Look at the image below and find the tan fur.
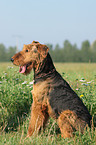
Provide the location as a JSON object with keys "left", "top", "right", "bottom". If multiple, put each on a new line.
{"left": 12, "top": 41, "right": 48, "bottom": 75}
{"left": 28, "top": 101, "right": 49, "bottom": 136}
{"left": 12, "top": 41, "right": 88, "bottom": 138}
{"left": 58, "top": 110, "right": 86, "bottom": 138}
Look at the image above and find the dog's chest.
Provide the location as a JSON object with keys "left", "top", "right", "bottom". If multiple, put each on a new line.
{"left": 32, "top": 79, "right": 51, "bottom": 104}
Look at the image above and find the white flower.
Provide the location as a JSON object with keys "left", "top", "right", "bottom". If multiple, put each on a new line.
{"left": 79, "top": 80, "right": 86, "bottom": 82}
{"left": 22, "top": 81, "right": 27, "bottom": 84}
{"left": 8, "top": 66, "right": 13, "bottom": 69}
{"left": 87, "top": 81, "right": 92, "bottom": 84}
{"left": 29, "top": 80, "right": 34, "bottom": 85}
{"left": 81, "top": 83, "right": 89, "bottom": 86}
{"left": 87, "top": 80, "right": 94, "bottom": 84}
{"left": 0, "top": 81, "right": 2, "bottom": 84}
{"left": 29, "top": 86, "right": 33, "bottom": 88}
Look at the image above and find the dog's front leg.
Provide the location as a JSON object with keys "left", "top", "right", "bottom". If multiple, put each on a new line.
{"left": 28, "top": 101, "right": 49, "bottom": 136}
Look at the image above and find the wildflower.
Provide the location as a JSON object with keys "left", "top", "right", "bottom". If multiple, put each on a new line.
{"left": 79, "top": 80, "right": 86, "bottom": 82}
{"left": 29, "top": 86, "right": 33, "bottom": 88}
{"left": 0, "top": 81, "right": 2, "bottom": 84}
{"left": 87, "top": 80, "right": 94, "bottom": 84}
{"left": 80, "top": 94, "right": 84, "bottom": 98}
{"left": 22, "top": 81, "right": 27, "bottom": 84}
{"left": 29, "top": 80, "right": 34, "bottom": 85}
{"left": 16, "top": 78, "right": 19, "bottom": 81}
{"left": 76, "top": 88, "right": 79, "bottom": 91}
{"left": 81, "top": 83, "right": 89, "bottom": 86}
{"left": 8, "top": 66, "right": 13, "bottom": 69}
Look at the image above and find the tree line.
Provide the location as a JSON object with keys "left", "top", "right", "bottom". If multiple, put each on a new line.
{"left": 47, "top": 40, "right": 96, "bottom": 62}
{"left": 0, "top": 40, "right": 96, "bottom": 62}
{"left": 0, "top": 44, "right": 16, "bottom": 62}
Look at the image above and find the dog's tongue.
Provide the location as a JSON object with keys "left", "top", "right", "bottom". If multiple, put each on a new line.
{"left": 19, "top": 65, "right": 26, "bottom": 73}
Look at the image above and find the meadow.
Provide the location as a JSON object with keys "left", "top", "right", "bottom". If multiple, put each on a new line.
{"left": 0, "top": 62, "right": 96, "bottom": 145}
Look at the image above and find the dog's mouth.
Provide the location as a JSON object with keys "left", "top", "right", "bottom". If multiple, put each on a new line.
{"left": 19, "top": 62, "right": 32, "bottom": 74}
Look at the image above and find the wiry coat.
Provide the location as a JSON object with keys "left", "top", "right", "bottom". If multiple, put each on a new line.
{"left": 11, "top": 41, "right": 92, "bottom": 138}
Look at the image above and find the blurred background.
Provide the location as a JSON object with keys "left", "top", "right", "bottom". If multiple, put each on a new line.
{"left": 0, "top": 0, "right": 96, "bottom": 62}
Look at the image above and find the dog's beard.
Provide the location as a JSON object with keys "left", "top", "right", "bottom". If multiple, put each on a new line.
{"left": 19, "top": 62, "right": 33, "bottom": 75}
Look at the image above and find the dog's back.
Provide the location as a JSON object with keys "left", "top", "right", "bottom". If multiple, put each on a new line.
{"left": 49, "top": 70, "right": 91, "bottom": 126}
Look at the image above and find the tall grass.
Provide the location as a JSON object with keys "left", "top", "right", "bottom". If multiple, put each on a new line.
{"left": 0, "top": 63, "right": 96, "bottom": 144}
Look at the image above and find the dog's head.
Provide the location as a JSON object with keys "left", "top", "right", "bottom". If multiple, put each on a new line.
{"left": 11, "top": 41, "right": 49, "bottom": 75}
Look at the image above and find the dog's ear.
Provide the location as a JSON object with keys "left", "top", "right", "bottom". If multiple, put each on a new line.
{"left": 37, "top": 44, "right": 49, "bottom": 58}
{"left": 32, "top": 41, "right": 39, "bottom": 44}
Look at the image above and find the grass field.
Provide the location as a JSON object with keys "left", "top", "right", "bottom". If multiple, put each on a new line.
{"left": 0, "top": 62, "right": 96, "bottom": 145}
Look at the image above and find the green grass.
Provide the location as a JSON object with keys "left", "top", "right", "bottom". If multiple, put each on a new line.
{"left": 0, "top": 62, "right": 96, "bottom": 145}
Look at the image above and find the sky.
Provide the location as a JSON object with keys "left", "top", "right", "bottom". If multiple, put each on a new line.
{"left": 0, "top": 0, "right": 96, "bottom": 50}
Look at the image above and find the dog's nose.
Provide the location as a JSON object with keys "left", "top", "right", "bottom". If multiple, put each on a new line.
{"left": 11, "top": 58, "right": 14, "bottom": 62}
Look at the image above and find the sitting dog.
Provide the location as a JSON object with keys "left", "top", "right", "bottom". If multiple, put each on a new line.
{"left": 11, "top": 41, "right": 92, "bottom": 138}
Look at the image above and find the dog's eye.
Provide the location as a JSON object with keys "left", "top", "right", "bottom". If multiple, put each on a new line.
{"left": 26, "top": 50, "right": 29, "bottom": 52}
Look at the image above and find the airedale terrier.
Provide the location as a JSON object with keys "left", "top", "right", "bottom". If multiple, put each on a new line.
{"left": 11, "top": 41, "right": 92, "bottom": 138}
